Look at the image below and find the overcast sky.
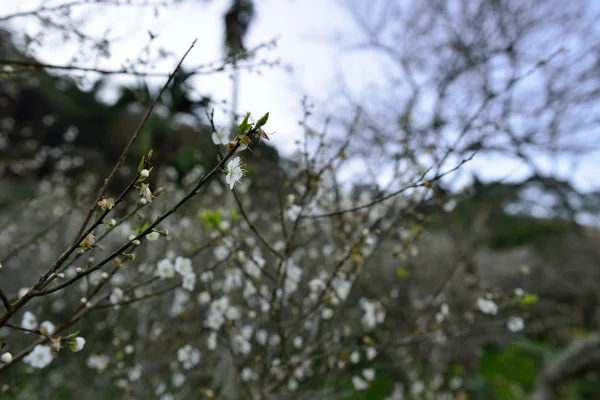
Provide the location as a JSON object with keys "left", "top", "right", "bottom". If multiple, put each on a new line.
{"left": 3, "top": 0, "right": 600, "bottom": 206}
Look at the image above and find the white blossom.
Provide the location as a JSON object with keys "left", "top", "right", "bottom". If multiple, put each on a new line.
{"left": 172, "top": 372, "right": 185, "bottom": 388}
{"left": 362, "top": 368, "right": 376, "bottom": 381}
{"left": 174, "top": 257, "right": 193, "bottom": 276}
{"left": 507, "top": 316, "right": 525, "bottom": 332}
{"left": 182, "top": 272, "right": 197, "bottom": 291}
{"left": 156, "top": 259, "right": 175, "bottom": 279}
{"left": 366, "top": 346, "right": 378, "bottom": 360}
{"left": 214, "top": 246, "right": 230, "bottom": 262}
{"left": 211, "top": 130, "right": 229, "bottom": 146}
{"left": 207, "top": 332, "right": 217, "bottom": 350}
{"left": 39, "top": 321, "right": 56, "bottom": 336}
{"left": 233, "top": 334, "right": 252, "bottom": 355}
{"left": 86, "top": 354, "right": 110, "bottom": 372}
{"left": 23, "top": 345, "right": 53, "bottom": 369}
{"left": 22, "top": 311, "right": 38, "bottom": 331}
{"left": 69, "top": 336, "right": 85, "bottom": 353}
{"left": 146, "top": 231, "right": 160, "bottom": 241}
{"left": 360, "top": 298, "right": 386, "bottom": 329}
{"left": 476, "top": 297, "right": 498, "bottom": 315}
{"left": 443, "top": 198, "right": 457, "bottom": 212}
{"left": 321, "top": 308, "right": 334, "bottom": 320}
{"left": 241, "top": 367, "right": 255, "bottom": 381}
{"left": 256, "top": 329, "right": 268, "bottom": 346}
{"left": 287, "top": 204, "right": 302, "bottom": 221}
{"left": 287, "top": 379, "right": 298, "bottom": 392}
{"left": 110, "top": 288, "right": 124, "bottom": 306}
{"left": 177, "top": 345, "right": 201, "bottom": 370}
{"left": 293, "top": 336, "right": 303, "bottom": 349}
{"left": 1, "top": 352, "right": 12, "bottom": 363}
{"left": 352, "top": 375, "right": 369, "bottom": 390}
{"left": 197, "top": 291, "right": 211, "bottom": 305}
{"left": 129, "top": 364, "right": 142, "bottom": 381}
{"left": 225, "top": 156, "right": 245, "bottom": 189}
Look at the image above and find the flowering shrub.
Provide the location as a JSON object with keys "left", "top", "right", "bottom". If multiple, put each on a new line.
{"left": 0, "top": 92, "right": 539, "bottom": 398}
{"left": 0, "top": 5, "right": 592, "bottom": 399}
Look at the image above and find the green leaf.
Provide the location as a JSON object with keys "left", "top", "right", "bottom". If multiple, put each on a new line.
{"left": 64, "top": 331, "right": 81, "bottom": 340}
{"left": 199, "top": 210, "right": 223, "bottom": 229}
{"left": 519, "top": 294, "right": 538, "bottom": 306}
{"left": 137, "top": 155, "right": 146, "bottom": 173}
{"left": 240, "top": 112, "right": 250, "bottom": 126}
{"left": 238, "top": 112, "right": 253, "bottom": 134}
{"left": 255, "top": 112, "right": 269, "bottom": 128}
{"left": 396, "top": 267, "right": 411, "bottom": 278}
{"left": 135, "top": 222, "right": 150, "bottom": 234}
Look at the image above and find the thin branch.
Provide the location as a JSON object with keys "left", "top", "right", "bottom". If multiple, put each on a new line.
{"left": 302, "top": 154, "right": 474, "bottom": 219}
{"left": 0, "top": 288, "right": 10, "bottom": 313}
{"left": 0, "top": 0, "right": 165, "bottom": 22}
{"left": 72, "top": 39, "right": 196, "bottom": 242}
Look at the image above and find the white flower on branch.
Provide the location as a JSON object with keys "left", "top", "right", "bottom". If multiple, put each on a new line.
{"left": 352, "top": 375, "right": 369, "bottom": 391}
{"left": 39, "top": 321, "right": 56, "bottom": 336}
{"left": 197, "top": 291, "right": 211, "bottom": 305}
{"left": 211, "top": 130, "right": 229, "bottom": 146}
{"left": 23, "top": 345, "right": 53, "bottom": 369}
{"left": 476, "top": 297, "right": 498, "bottom": 315}
{"left": 182, "top": 272, "right": 197, "bottom": 291}
{"left": 146, "top": 231, "right": 160, "bottom": 241}
{"left": 172, "top": 372, "right": 185, "bottom": 388}
{"left": 174, "top": 256, "right": 193, "bottom": 276}
{"left": 207, "top": 332, "right": 217, "bottom": 350}
{"left": 110, "top": 288, "right": 124, "bottom": 306}
{"left": 156, "top": 259, "right": 175, "bottom": 279}
{"left": 362, "top": 368, "right": 376, "bottom": 381}
{"left": 287, "top": 204, "right": 302, "bottom": 221}
{"left": 507, "top": 316, "right": 525, "bottom": 332}
{"left": 366, "top": 347, "right": 378, "bottom": 361}
{"left": 256, "top": 330, "right": 268, "bottom": 346}
{"left": 1, "top": 352, "right": 12, "bottom": 363}
{"left": 22, "top": 311, "right": 38, "bottom": 331}
{"left": 177, "top": 344, "right": 201, "bottom": 370}
{"left": 360, "top": 298, "right": 386, "bottom": 329}
{"left": 69, "top": 337, "right": 86, "bottom": 352}
{"left": 225, "top": 156, "right": 246, "bottom": 190}
{"left": 139, "top": 183, "right": 154, "bottom": 203}
{"left": 86, "top": 354, "right": 110, "bottom": 372}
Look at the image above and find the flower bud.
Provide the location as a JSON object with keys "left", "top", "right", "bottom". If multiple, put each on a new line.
{"left": 146, "top": 232, "right": 160, "bottom": 241}
{"left": 255, "top": 111, "right": 269, "bottom": 128}
{"left": 140, "top": 169, "right": 149, "bottom": 178}
{"left": 69, "top": 337, "right": 85, "bottom": 352}
{"left": 1, "top": 352, "right": 12, "bottom": 363}
{"left": 107, "top": 219, "right": 116, "bottom": 227}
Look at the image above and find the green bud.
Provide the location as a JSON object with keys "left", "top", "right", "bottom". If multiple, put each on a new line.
{"left": 255, "top": 112, "right": 270, "bottom": 129}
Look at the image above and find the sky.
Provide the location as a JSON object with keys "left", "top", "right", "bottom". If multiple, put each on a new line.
{"left": 2, "top": 0, "right": 599, "bottom": 207}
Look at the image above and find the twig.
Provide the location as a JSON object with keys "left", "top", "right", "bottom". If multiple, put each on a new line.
{"left": 72, "top": 39, "right": 196, "bottom": 242}
{"left": 302, "top": 154, "right": 473, "bottom": 219}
